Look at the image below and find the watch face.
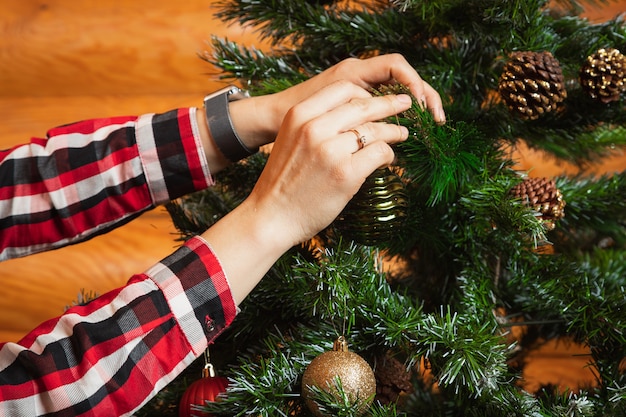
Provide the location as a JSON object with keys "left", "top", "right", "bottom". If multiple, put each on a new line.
{"left": 204, "top": 86, "right": 250, "bottom": 104}
{"left": 227, "top": 88, "right": 250, "bottom": 101}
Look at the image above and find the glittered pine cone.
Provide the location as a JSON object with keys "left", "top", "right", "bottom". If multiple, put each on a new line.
{"left": 374, "top": 351, "right": 413, "bottom": 406}
{"left": 579, "top": 48, "right": 626, "bottom": 103}
{"left": 498, "top": 51, "right": 567, "bottom": 120}
{"left": 509, "top": 177, "right": 566, "bottom": 230}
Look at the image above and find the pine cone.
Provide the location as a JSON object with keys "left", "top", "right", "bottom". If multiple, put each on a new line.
{"left": 509, "top": 177, "right": 566, "bottom": 230}
{"left": 374, "top": 352, "right": 413, "bottom": 405}
{"left": 579, "top": 48, "right": 626, "bottom": 103}
{"left": 498, "top": 51, "right": 567, "bottom": 120}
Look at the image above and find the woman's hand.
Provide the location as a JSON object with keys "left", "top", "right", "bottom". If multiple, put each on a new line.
{"left": 201, "top": 79, "right": 412, "bottom": 304}
{"left": 250, "top": 80, "right": 411, "bottom": 245}
{"left": 229, "top": 54, "right": 445, "bottom": 151}
{"left": 276, "top": 53, "right": 445, "bottom": 124}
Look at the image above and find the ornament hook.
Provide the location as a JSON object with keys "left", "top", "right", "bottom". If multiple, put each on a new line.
{"left": 202, "top": 362, "right": 216, "bottom": 378}
{"left": 333, "top": 336, "right": 349, "bottom": 352}
{"left": 202, "top": 347, "right": 216, "bottom": 378}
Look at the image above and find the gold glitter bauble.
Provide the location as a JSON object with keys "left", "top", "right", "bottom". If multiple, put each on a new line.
{"left": 301, "top": 337, "right": 376, "bottom": 417}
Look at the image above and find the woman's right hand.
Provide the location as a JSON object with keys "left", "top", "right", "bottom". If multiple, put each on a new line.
{"left": 249, "top": 80, "right": 411, "bottom": 246}
{"left": 201, "top": 79, "right": 412, "bottom": 304}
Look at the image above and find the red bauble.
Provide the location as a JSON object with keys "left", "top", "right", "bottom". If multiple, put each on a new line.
{"left": 179, "top": 365, "right": 229, "bottom": 417}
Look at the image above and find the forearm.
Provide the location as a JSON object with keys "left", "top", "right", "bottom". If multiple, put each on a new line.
{"left": 195, "top": 54, "right": 447, "bottom": 174}
{"left": 0, "top": 109, "right": 212, "bottom": 260}
{"left": 200, "top": 196, "right": 294, "bottom": 305}
{"left": 0, "top": 236, "right": 237, "bottom": 416}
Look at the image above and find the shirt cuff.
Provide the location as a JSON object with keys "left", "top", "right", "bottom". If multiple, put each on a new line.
{"left": 135, "top": 108, "right": 214, "bottom": 206}
{"left": 145, "top": 236, "right": 237, "bottom": 355}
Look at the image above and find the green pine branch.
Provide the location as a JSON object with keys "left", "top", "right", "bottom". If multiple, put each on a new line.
{"left": 204, "top": 36, "right": 310, "bottom": 91}
{"left": 554, "top": 171, "right": 626, "bottom": 251}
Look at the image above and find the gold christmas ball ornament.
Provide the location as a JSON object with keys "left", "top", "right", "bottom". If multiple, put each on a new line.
{"left": 301, "top": 337, "right": 376, "bottom": 417}
{"left": 334, "top": 167, "right": 409, "bottom": 246}
{"left": 579, "top": 47, "right": 626, "bottom": 103}
{"left": 498, "top": 51, "right": 567, "bottom": 120}
{"left": 509, "top": 177, "right": 566, "bottom": 231}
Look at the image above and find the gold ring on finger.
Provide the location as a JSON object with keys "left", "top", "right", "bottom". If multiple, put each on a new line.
{"left": 349, "top": 129, "right": 366, "bottom": 150}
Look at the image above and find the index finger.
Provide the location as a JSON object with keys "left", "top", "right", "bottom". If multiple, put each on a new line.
{"left": 335, "top": 54, "right": 446, "bottom": 123}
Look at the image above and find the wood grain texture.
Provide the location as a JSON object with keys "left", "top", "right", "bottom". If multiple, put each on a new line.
{"left": 0, "top": 0, "right": 263, "bottom": 96}
{"left": 0, "top": 0, "right": 624, "bottom": 395}
{"left": 0, "top": 0, "right": 269, "bottom": 343}
{"left": 0, "top": 0, "right": 259, "bottom": 342}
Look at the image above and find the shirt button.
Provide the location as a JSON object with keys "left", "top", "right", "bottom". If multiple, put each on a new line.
{"left": 205, "top": 315, "right": 215, "bottom": 332}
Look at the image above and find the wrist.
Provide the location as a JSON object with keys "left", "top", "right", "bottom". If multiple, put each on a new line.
{"left": 203, "top": 86, "right": 258, "bottom": 163}
{"left": 229, "top": 93, "right": 282, "bottom": 149}
{"left": 199, "top": 198, "right": 293, "bottom": 305}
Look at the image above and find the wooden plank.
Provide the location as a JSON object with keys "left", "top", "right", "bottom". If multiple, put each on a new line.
{"left": 0, "top": 0, "right": 263, "bottom": 96}
{"left": 0, "top": 0, "right": 262, "bottom": 343}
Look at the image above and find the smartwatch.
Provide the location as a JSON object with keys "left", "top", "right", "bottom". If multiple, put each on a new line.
{"left": 203, "top": 85, "right": 257, "bottom": 163}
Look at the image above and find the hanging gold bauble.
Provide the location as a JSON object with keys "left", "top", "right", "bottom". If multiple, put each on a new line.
{"left": 301, "top": 337, "right": 376, "bottom": 417}
{"left": 334, "top": 167, "right": 409, "bottom": 246}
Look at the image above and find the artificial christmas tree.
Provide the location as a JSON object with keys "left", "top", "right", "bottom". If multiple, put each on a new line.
{"left": 141, "top": 0, "right": 626, "bottom": 415}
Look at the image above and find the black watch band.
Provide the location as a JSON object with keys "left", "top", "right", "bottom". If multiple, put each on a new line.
{"left": 203, "top": 86, "right": 257, "bottom": 163}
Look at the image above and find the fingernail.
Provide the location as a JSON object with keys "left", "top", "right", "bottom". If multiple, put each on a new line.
{"left": 397, "top": 94, "right": 412, "bottom": 106}
{"left": 437, "top": 108, "right": 446, "bottom": 124}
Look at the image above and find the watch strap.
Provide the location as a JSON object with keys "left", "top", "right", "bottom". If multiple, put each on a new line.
{"left": 204, "top": 89, "right": 257, "bottom": 163}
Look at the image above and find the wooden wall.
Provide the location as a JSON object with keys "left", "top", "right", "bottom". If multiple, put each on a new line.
{"left": 0, "top": 0, "right": 624, "bottom": 392}
{"left": 0, "top": 0, "right": 266, "bottom": 344}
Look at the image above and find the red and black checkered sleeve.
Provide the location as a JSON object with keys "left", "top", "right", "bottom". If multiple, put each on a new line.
{"left": 0, "top": 235, "right": 237, "bottom": 417}
{"left": 0, "top": 108, "right": 213, "bottom": 260}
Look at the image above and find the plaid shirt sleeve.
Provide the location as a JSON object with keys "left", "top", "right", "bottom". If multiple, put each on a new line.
{"left": 0, "top": 235, "right": 238, "bottom": 416}
{"left": 0, "top": 109, "right": 239, "bottom": 415}
{"left": 0, "top": 107, "right": 213, "bottom": 260}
